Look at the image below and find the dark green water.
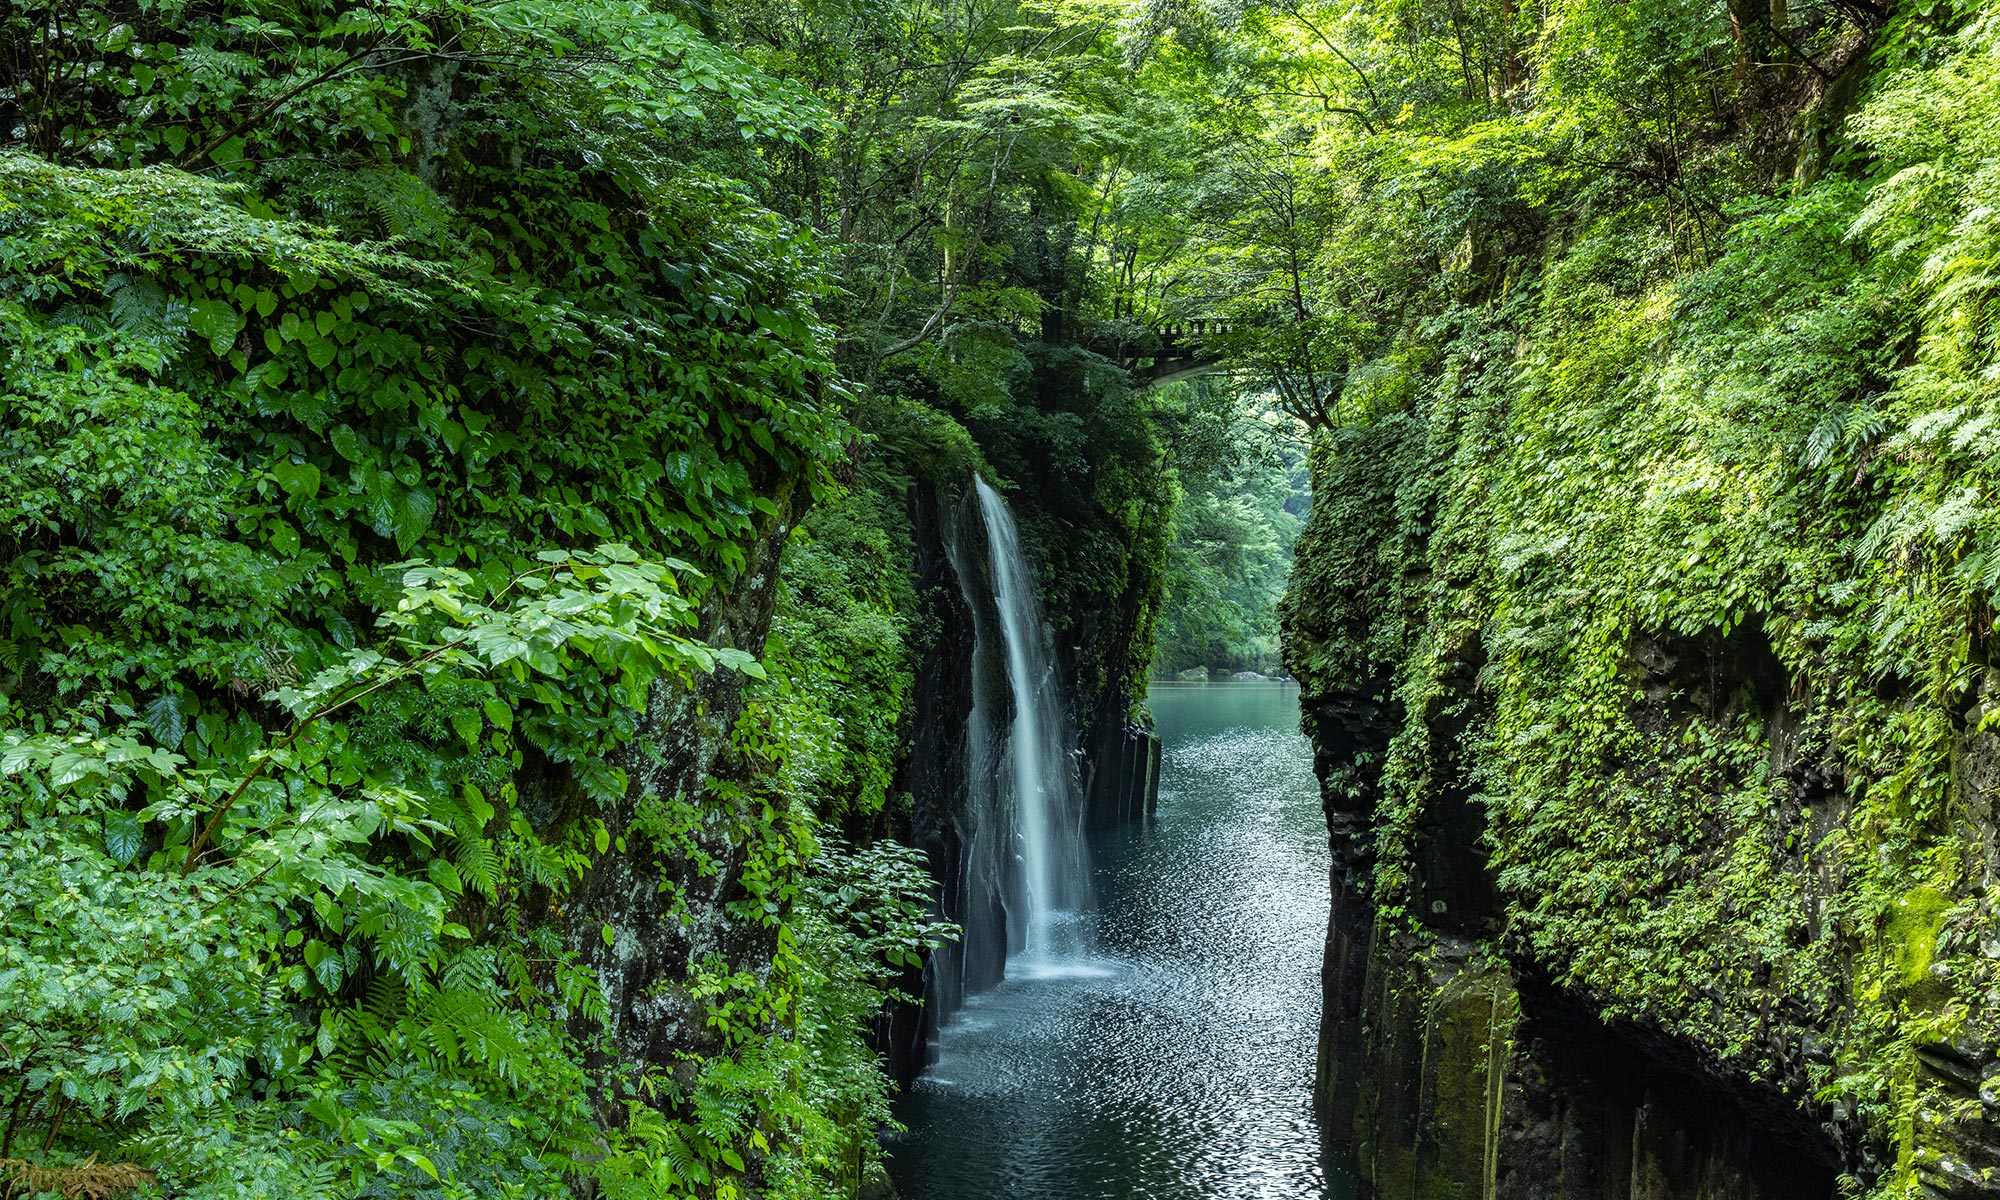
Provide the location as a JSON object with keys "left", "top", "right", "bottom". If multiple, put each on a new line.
{"left": 889, "top": 681, "right": 1353, "bottom": 1199}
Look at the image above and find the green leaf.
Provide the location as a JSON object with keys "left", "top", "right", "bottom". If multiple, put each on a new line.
{"left": 189, "top": 299, "right": 241, "bottom": 354}
{"left": 144, "top": 693, "right": 185, "bottom": 748}
{"left": 104, "top": 812, "right": 145, "bottom": 866}
{"left": 398, "top": 1149, "right": 439, "bottom": 1181}
{"left": 575, "top": 759, "right": 627, "bottom": 805}
{"left": 663, "top": 451, "right": 695, "bottom": 488}
{"left": 329, "top": 425, "right": 368, "bottom": 463}
{"left": 395, "top": 488, "right": 436, "bottom": 552}
{"left": 429, "top": 858, "right": 464, "bottom": 895}
{"left": 481, "top": 698, "right": 514, "bottom": 732}
{"left": 601, "top": 923, "right": 617, "bottom": 947}
{"left": 712, "top": 647, "right": 765, "bottom": 678}
{"left": 272, "top": 460, "right": 321, "bottom": 499}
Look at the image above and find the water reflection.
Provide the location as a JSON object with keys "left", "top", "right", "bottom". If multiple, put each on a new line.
{"left": 890, "top": 682, "right": 1354, "bottom": 1200}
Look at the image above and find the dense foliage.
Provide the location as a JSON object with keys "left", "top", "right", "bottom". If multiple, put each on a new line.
{"left": 1247, "top": 0, "right": 2000, "bottom": 1190}
{"left": 0, "top": 0, "right": 1273, "bottom": 1196}
{"left": 32, "top": 0, "right": 1980, "bottom": 1189}
{"left": 0, "top": 1, "right": 909, "bottom": 1196}
{"left": 1152, "top": 386, "right": 1308, "bottom": 676}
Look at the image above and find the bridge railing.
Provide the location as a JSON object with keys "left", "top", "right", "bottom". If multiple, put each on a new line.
{"left": 1151, "top": 318, "right": 1242, "bottom": 343}
{"left": 1094, "top": 309, "right": 1282, "bottom": 365}
{"left": 1146, "top": 308, "right": 1287, "bottom": 346}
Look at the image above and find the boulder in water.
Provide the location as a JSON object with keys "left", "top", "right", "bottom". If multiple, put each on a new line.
{"left": 1231, "top": 670, "right": 1270, "bottom": 682}
{"left": 1176, "top": 667, "right": 1210, "bottom": 682}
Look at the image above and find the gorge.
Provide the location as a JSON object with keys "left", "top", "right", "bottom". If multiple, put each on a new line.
{"left": 8, "top": 1, "right": 2000, "bottom": 1199}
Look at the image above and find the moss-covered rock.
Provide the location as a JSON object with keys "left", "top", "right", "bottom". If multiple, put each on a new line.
{"left": 1283, "top": 14, "right": 2000, "bottom": 1196}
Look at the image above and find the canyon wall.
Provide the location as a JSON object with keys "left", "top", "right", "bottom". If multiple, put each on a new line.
{"left": 1285, "top": 359, "right": 2000, "bottom": 1196}
{"left": 1274, "top": 12, "right": 2000, "bottom": 1195}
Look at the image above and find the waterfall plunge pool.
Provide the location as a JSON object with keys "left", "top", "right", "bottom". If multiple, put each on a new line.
{"left": 888, "top": 682, "right": 1355, "bottom": 1199}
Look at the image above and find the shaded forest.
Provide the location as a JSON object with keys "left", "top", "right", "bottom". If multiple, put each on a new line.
{"left": 6, "top": 0, "right": 2000, "bottom": 1196}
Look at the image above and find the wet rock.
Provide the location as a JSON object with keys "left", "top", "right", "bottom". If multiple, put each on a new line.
{"left": 558, "top": 480, "right": 801, "bottom": 1124}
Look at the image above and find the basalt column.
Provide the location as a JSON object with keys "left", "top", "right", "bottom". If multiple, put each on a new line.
{"left": 1304, "top": 652, "right": 1844, "bottom": 1200}
{"left": 879, "top": 477, "right": 980, "bottom": 1083}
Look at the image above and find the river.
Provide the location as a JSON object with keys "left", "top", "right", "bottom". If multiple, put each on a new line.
{"left": 888, "top": 681, "right": 1354, "bottom": 1199}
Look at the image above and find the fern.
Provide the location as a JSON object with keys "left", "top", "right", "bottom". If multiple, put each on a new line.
{"left": 452, "top": 835, "right": 501, "bottom": 901}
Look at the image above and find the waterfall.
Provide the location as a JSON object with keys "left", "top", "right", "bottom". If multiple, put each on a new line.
{"left": 970, "top": 476, "right": 1093, "bottom": 960}
{"left": 934, "top": 475, "right": 1094, "bottom": 1030}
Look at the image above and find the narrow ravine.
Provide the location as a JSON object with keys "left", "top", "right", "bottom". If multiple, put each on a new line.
{"left": 889, "top": 682, "right": 1352, "bottom": 1199}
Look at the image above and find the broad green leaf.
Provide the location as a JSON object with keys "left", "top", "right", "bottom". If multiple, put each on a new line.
{"left": 394, "top": 488, "right": 436, "bottom": 552}
{"left": 272, "top": 460, "right": 321, "bottom": 499}
{"left": 103, "top": 812, "right": 145, "bottom": 865}
{"left": 144, "top": 694, "right": 185, "bottom": 748}
{"left": 329, "top": 425, "right": 368, "bottom": 463}
{"left": 481, "top": 698, "right": 514, "bottom": 731}
{"left": 189, "top": 299, "right": 241, "bottom": 353}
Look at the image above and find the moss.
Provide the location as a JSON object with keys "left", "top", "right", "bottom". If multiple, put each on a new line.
{"left": 1281, "top": 24, "right": 2000, "bottom": 1185}
{"left": 1418, "top": 962, "right": 1516, "bottom": 1200}
{"left": 1887, "top": 887, "right": 1950, "bottom": 992}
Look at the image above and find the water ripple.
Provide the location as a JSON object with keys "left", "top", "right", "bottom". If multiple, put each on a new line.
{"left": 889, "top": 684, "right": 1355, "bottom": 1200}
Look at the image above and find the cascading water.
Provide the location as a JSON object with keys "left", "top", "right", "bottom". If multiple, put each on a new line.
{"left": 970, "top": 476, "right": 1093, "bottom": 961}
{"left": 930, "top": 475, "right": 1095, "bottom": 1033}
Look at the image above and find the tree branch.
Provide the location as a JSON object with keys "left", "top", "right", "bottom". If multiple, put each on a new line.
{"left": 179, "top": 43, "right": 393, "bottom": 169}
{"left": 1277, "top": 0, "right": 1383, "bottom": 115}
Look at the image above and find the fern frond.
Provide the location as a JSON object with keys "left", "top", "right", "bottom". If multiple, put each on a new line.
{"left": 454, "top": 836, "right": 501, "bottom": 901}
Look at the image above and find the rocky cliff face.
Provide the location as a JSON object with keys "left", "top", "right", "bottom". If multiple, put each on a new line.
{"left": 561, "top": 487, "right": 802, "bottom": 1117}
{"left": 1312, "top": 789, "right": 1849, "bottom": 1200}
{"left": 877, "top": 479, "right": 983, "bottom": 1081}
{"left": 1283, "top": 393, "right": 2000, "bottom": 1196}
{"left": 1297, "top": 605, "right": 1865, "bottom": 1197}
